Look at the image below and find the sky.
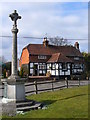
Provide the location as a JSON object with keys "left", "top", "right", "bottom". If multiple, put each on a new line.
{"left": 0, "top": 1, "right": 88, "bottom": 61}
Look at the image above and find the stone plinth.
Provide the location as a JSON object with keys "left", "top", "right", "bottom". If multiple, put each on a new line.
{"left": 7, "top": 82, "right": 25, "bottom": 101}
{"left": 1, "top": 78, "right": 27, "bottom": 102}
{"left": 1, "top": 77, "right": 27, "bottom": 116}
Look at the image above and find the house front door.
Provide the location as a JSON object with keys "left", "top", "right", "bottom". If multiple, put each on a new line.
{"left": 34, "top": 64, "right": 38, "bottom": 76}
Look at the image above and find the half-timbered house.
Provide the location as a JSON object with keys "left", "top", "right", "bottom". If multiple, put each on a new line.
{"left": 19, "top": 38, "right": 84, "bottom": 79}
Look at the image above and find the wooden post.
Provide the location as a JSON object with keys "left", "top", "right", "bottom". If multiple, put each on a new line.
{"left": 78, "top": 78, "right": 80, "bottom": 87}
{"left": 67, "top": 79, "right": 68, "bottom": 88}
{"left": 34, "top": 81, "right": 38, "bottom": 94}
{"left": 52, "top": 79, "right": 54, "bottom": 91}
{"left": 65, "top": 77, "right": 68, "bottom": 88}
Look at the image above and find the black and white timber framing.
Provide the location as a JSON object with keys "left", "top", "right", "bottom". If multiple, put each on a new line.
{"left": 29, "top": 61, "right": 84, "bottom": 78}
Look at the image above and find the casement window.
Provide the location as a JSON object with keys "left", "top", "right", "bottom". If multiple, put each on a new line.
{"left": 74, "top": 64, "right": 81, "bottom": 69}
{"left": 30, "top": 63, "right": 33, "bottom": 68}
{"left": 39, "top": 64, "right": 46, "bottom": 69}
{"left": 51, "top": 70, "right": 55, "bottom": 75}
{"left": 39, "top": 70, "right": 42, "bottom": 74}
{"left": 38, "top": 55, "right": 46, "bottom": 59}
{"left": 43, "top": 70, "right": 46, "bottom": 74}
{"left": 67, "top": 64, "right": 70, "bottom": 69}
{"left": 73, "top": 64, "right": 83, "bottom": 69}
{"left": 59, "top": 63, "right": 62, "bottom": 69}
{"left": 72, "top": 69, "right": 83, "bottom": 74}
{"left": 47, "top": 64, "right": 51, "bottom": 69}
{"left": 30, "top": 69, "right": 33, "bottom": 74}
{"left": 39, "top": 70, "right": 46, "bottom": 75}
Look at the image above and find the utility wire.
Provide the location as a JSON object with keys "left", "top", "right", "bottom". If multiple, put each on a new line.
{"left": 0, "top": 35, "right": 88, "bottom": 40}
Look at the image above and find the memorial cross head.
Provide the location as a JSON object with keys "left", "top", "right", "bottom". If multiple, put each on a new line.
{"left": 9, "top": 10, "right": 21, "bottom": 27}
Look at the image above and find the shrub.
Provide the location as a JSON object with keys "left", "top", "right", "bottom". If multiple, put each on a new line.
{"left": 3, "top": 69, "right": 6, "bottom": 78}
{"left": 46, "top": 71, "right": 51, "bottom": 77}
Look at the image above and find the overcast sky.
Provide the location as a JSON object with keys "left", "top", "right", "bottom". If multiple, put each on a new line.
{"left": 0, "top": 1, "right": 88, "bottom": 61}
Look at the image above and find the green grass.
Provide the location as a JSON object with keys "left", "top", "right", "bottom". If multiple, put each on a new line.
{"left": 3, "top": 85, "right": 89, "bottom": 119}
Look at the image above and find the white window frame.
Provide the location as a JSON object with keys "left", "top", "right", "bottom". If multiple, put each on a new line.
{"left": 38, "top": 55, "right": 46, "bottom": 59}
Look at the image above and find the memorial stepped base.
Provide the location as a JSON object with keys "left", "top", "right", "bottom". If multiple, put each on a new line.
{"left": 2, "top": 99, "right": 43, "bottom": 116}
{"left": 16, "top": 99, "right": 43, "bottom": 112}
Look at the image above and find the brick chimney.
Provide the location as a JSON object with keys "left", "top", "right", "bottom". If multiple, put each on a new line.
{"left": 43, "top": 37, "right": 49, "bottom": 47}
{"left": 74, "top": 42, "right": 79, "bottom": 50}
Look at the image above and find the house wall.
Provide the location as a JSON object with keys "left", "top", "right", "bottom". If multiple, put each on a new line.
{"left": 72, "top": 63, "right": 84, "bottom": 75}
{"left": 19, "top": 48, "right": 29, "bottom": 67}
{"left": 29, "top": 62, "right": 84, "bottom": 78}
{"left": 29, "top": 62, "right": 71, "bottom": 76}
{"left": 29, "top": 62, "right": 46, "bottom": 76}
{"left": 47, "top": 63, "right": 71, "bottom": 76}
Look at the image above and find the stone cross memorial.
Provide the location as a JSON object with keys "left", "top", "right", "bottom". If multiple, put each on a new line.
{"left": 2, "top": 10, "right": 26, "bottom": 102}
{"left": 1, "top": 10, "right": 42, "bottom": 116}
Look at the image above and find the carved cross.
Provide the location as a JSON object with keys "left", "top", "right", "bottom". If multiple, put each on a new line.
{"left": 9, "top": 10, "right": 21, "bottom": 27}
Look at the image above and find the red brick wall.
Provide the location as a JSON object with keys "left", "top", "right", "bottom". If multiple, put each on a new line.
{"left": 19, "top": 48, "right": 29, "bottom": 67}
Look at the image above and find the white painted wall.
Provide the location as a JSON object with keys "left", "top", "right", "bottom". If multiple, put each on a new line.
{"left": 51, "top": 70, "right": 55, "bottom": 75}
{"left": 56, "top": 70, "right": 58, "bottom": 76}
{"left": 56, "top": 64, "right": 58, "bottom": 69}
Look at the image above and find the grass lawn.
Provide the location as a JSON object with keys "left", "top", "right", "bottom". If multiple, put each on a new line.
{"left": 3, "top": 85, "right": 89, "bottom": 119}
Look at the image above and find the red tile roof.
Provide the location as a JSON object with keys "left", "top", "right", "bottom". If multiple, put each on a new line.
{"left": 25, "top": 44, "right": 83, "bottom": 57}
{"left": 47, "top": 53, "right": 72, "bottom": 63}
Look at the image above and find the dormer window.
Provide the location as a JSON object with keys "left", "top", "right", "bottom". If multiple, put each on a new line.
{"left": 38, "top": 55, "right": 46, "bottom": 59}
{"left": 74, "top": 57, "right": 79, "bottom": 60}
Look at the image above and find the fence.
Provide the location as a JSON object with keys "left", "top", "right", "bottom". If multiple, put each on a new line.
{"left": 25, "top": 79, "right": 89, "bottom": 96}
{"left": 0, "top": 79, "right": 89, "bottom": 98}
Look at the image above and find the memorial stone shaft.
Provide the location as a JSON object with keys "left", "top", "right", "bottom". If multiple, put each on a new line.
{"left": 9, "top": 10, "right": 21, "bottom": 77}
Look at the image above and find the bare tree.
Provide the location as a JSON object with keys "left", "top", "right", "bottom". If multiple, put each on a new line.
{"left": 49, "top": 36, "right": 68, "bottom": 46}
{"left": 0, "top": 56, "right": 7, "bottom": 64}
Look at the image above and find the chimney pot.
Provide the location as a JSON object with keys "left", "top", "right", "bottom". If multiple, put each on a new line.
{"left": 43, "top": 37, "right": 49, "bottom": 47}
{"left": 74, "top": 42, "right": 79, "bottom": 50}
